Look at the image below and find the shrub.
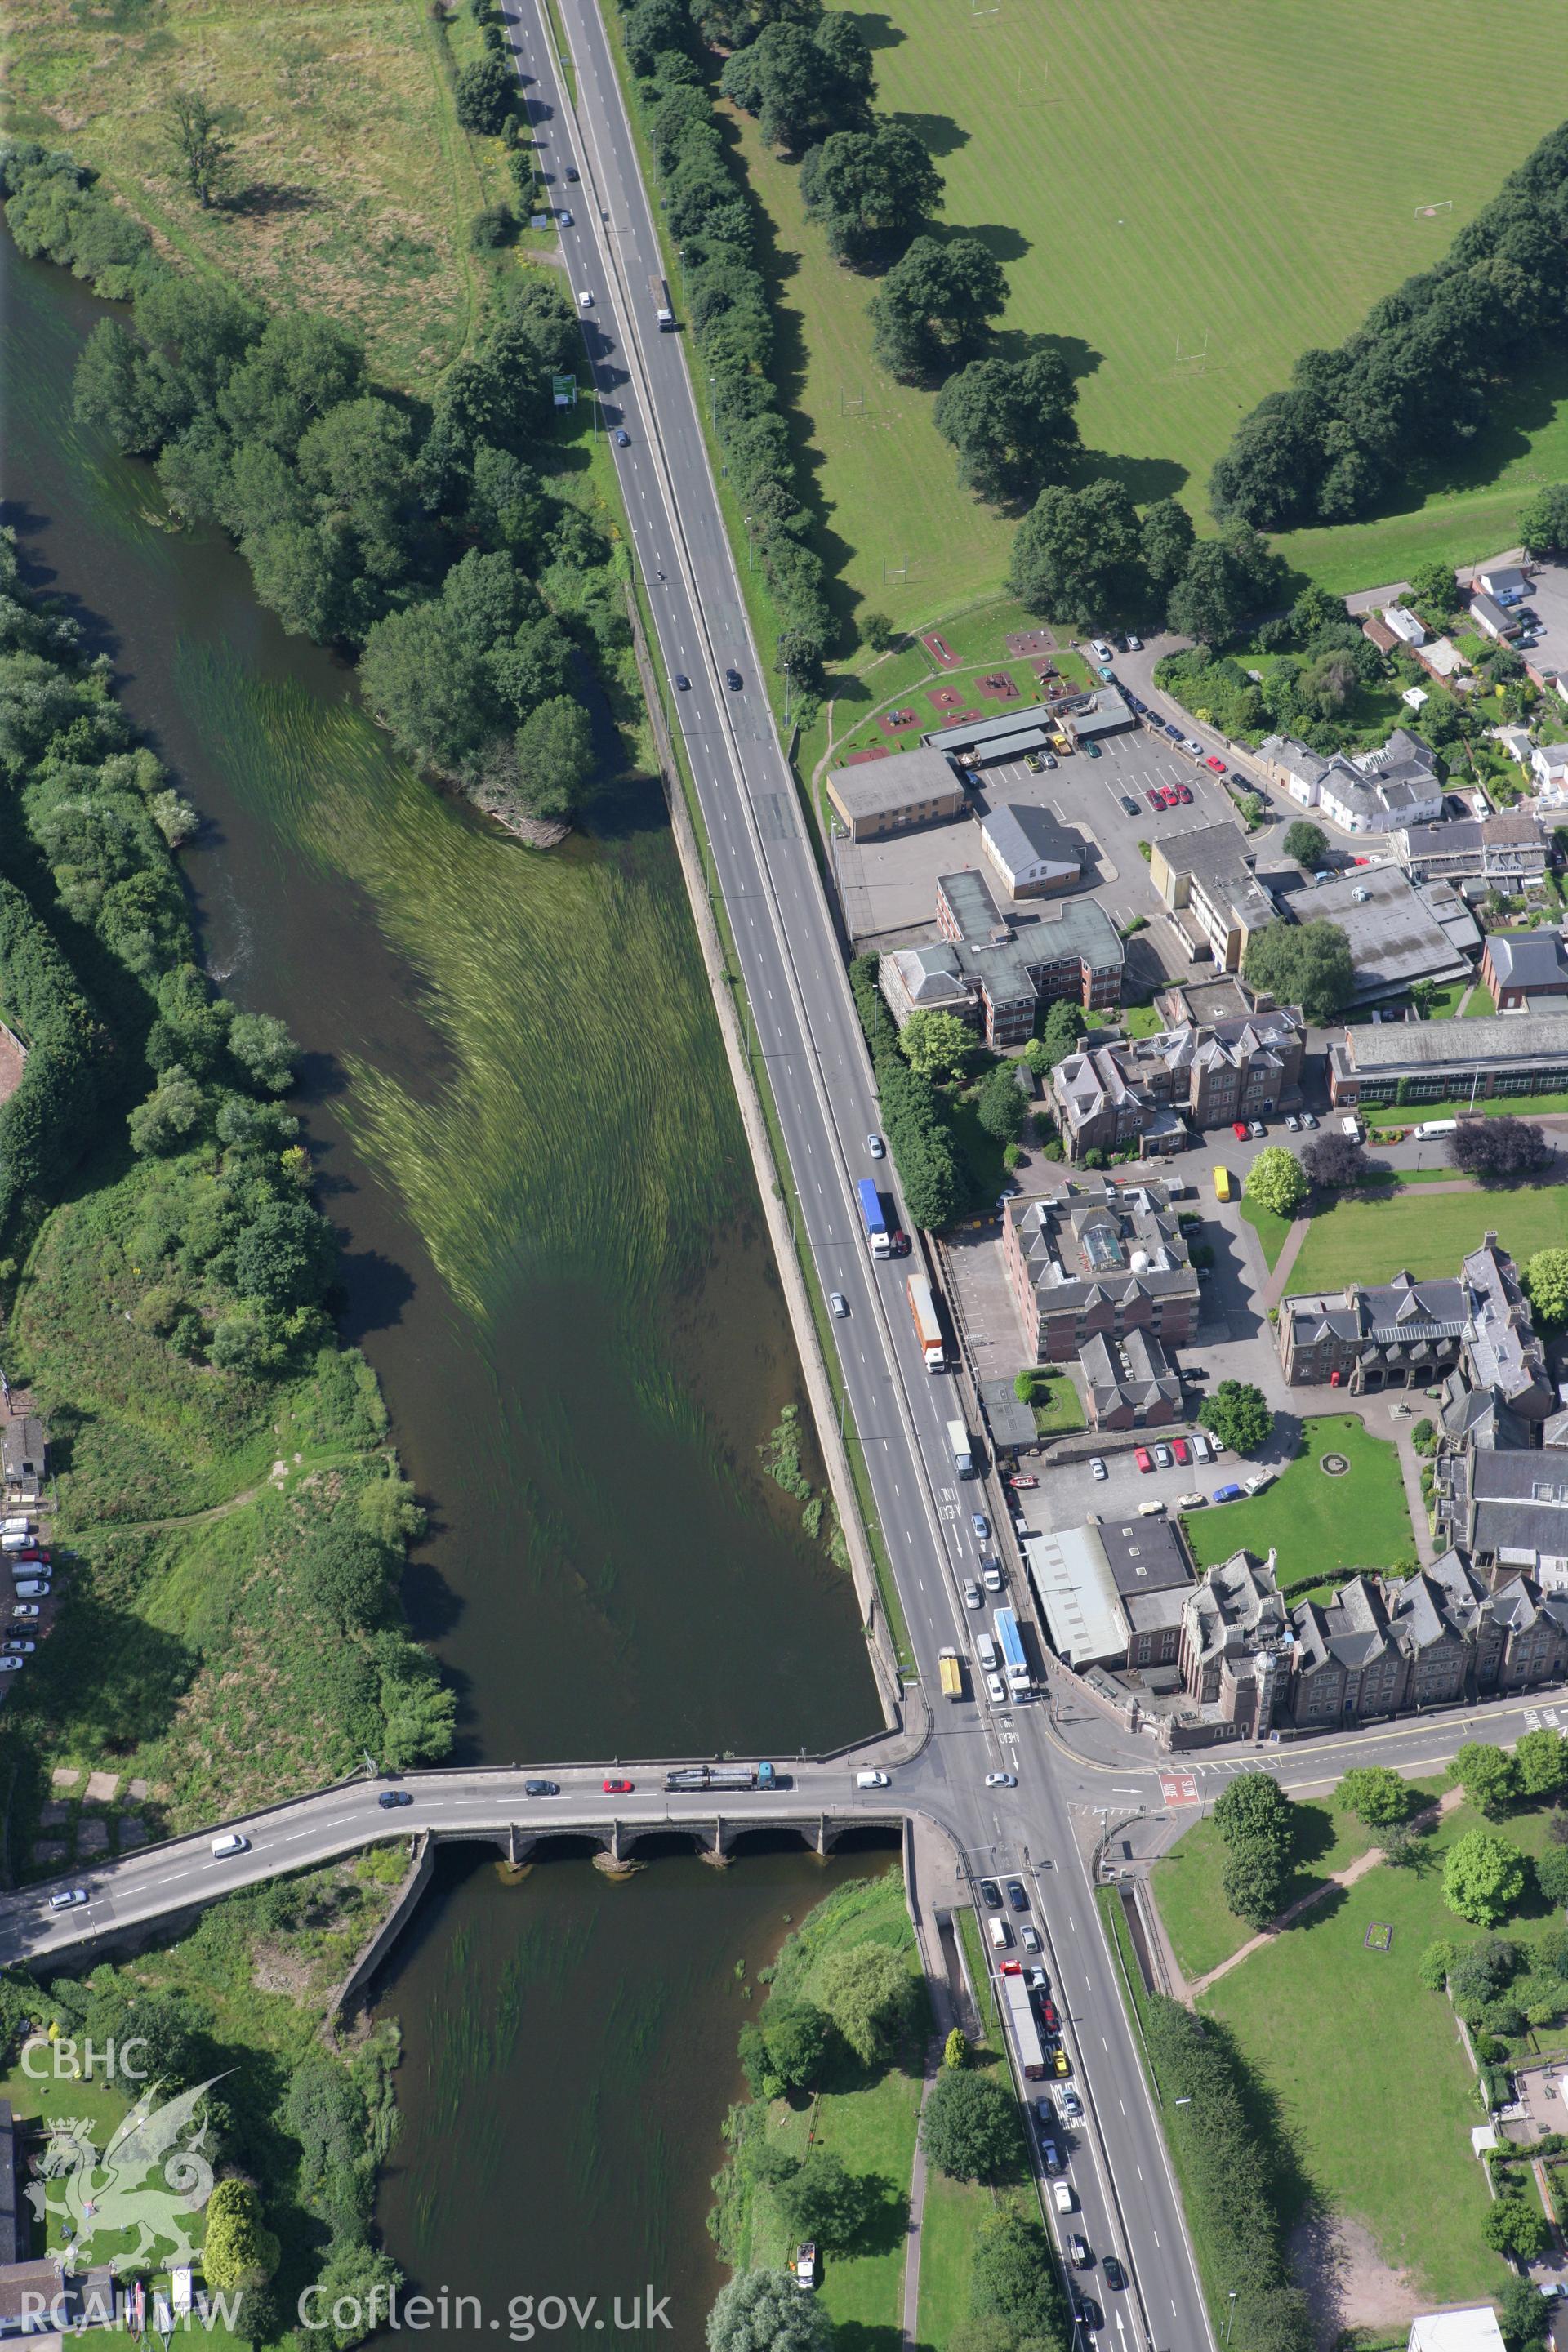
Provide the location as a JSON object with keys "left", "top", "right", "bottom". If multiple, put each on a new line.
{"left": 470, "top": 205, "right": 517, "bottom": 251}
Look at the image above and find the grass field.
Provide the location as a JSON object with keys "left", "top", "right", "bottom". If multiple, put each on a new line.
{"left": 1285, "top": 1183, "right": 1566, "bottom": 1294}
{"left": 4, "top": 0, "right": 504, "bottom": 392}
{"left": 1239, "top": 1191, "right": 1295, "bottom": 1272}
{"left": 1181, "top": 1415, "right": 1416, "bottom": 1585}
{"left": 1199, "top": 1793, "right": 1568, "bottom": 2305}
{"left": 728, "top": 0, "right": 1568, "bottom": 637}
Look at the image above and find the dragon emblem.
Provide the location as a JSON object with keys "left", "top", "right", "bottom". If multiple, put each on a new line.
{"left": 29, "top": 2076, "right": 225, "bottom": 2272}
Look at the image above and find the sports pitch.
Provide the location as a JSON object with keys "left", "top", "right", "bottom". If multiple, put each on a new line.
{"left": 728, "top": 0, "right": 1568, "bottom": 625}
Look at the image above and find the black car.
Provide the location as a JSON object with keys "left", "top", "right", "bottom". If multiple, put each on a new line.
{"left": 725, "top": 667, "right": 743, "bottom": 689}
{"left": 1101, "top": 2257, "right": 1125, "bottom": 2292}
{"left": 674, "top": 673, "right": 691, "bottom": 691}
{"left": 979, "top": 1878, "right": 1002, "bottom": 1909}
{"left": 1006, "top": 1878, "right": 1028, "bottom": 1912}
{"left": 378, "top": 1790, "right": 414, "bottom": 1810}
{"left": 565, "top": 165, "right": 580, "bottom": 181}
{"left": 1075, "top": 2296, "right": 1102, "bottom": 2332}
{"left": 525, "top": 1778, "right": 561, "bottom": 1797}
{"left": 1119, "top": 794, "right": 1139, "bottom": 817}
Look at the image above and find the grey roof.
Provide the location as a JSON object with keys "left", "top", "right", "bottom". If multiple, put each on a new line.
{"left": 1334, "top": 1010, "right": 1568, "bottom": 1072}
{"left": 1281, "top": 1269, "right": 1470, "bottom": 1352}
{"left": 1303, "top": 866, "right": 1469, "bottom": 1000}
{"left": 826, "top": 742, "right": 963, "bottom": 818}
{"left": 924, "top": 702, "right": 1058, "bottom": 754}
{"left": 971, "top": 726, "right": 1053, "bottom": 762}
{"left": 1071, "top": 686, "right": 1136, "bottom": 738}
{"left": 1260, "top": 734, "right": 1334, "bottom": 791}
{"left": 1079, "top": 1327, "right": 1183, "bottom": 1419}
{"left": 978, "top": 1378, "right": 1038, "bottom": 1452}
{"left": 1468, "top": 1450, "right": 1568, "bottom": 1559}
{"left": 1486, "top": 931, "right": 1568, "bottom": 991}
{"left": 1472, "top": 592, "right": 1517, "bottom": 633}
{"left": 1122, "top": 1584, "right": 1190, "bottom": 1635}
{"left": 1443, "top": 1383, "right": 1530, "bottom": 1452}
{"left": 1009, "top": 1179, "right": 1200, "bottom": 1322}
{"left": 981, "top": 802, "right": 1083, "bottom": 880}
{"left": 935, "top": 869, "right": 1124, "bottom": 1010}
{"left": 1097, "top": 1512, "right": 1191, "bottom": 1596}
{"left": 1158, "top": 822, "right": 1277, "bottom": 932}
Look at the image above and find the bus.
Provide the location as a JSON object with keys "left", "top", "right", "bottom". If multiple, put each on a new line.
{"left": 994, "top": 1607, "right": 1030, "bottom": 1698}
{"left": 856, "top": 1177, "right": 890, "bottom": 1258}
{"left": 1212, "top": 1165, "right": 1232, "bottom": 1202}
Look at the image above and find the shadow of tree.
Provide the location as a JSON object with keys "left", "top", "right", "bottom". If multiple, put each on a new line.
{"left": 887, "top": 109, "right": 970, "bottom": 157}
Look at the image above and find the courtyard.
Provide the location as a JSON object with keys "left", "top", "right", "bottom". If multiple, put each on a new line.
{"left": 1179, "top": 1414, "right": 1418, "bottom": 1592}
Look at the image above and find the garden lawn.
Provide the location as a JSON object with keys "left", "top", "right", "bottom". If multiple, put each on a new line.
{"left": 1199, "top": 1794, "right": 1568, "bottom": 2304}
{"left": 1181, "top": 1415, "right": 1416, "bottom": 1585}
{"left": 1465, "top": 983, "right": 1499, "bottom": 1018}
{"left": 1286, "top": 1184, "right": 1568, "bottom": 1294}
{"left": 1240, "top": 1192, "right": 1295, "bottom": 1273}
{"left": 1031, "top": 1374, "right": 1086, "bottom": 1436}
{"left": 723, "top": 0, "right": 1568, "bottom": 634}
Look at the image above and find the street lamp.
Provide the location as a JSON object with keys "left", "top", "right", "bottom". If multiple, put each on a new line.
{"left": 745, "top": 512, "right": 754, "bottom": 571}
{"left": 1225, "top": 2292, "right": 1237, "bottom": 2343}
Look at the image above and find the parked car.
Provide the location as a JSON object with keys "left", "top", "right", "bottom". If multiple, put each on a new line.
{"left": 1006, "top": 1878, "right": 1029, "bottom": 1912}
{"left": 979, "top": 1878, "right": 1003, "bottom": 1909}
{"left": 1205, "top": 755, "right": 1227, "bottom": 774}
{"left": 972, "top": 1512, "right": 991, "bottom": 1539}
{"left": 603, "top": 1776, "right": 635, "bottom": 1793}
{"left": 49, "top": 1886, "right": 88, "bottom": 1910}
{"left": 1285, "top": 1114, "right": 1300, "bottom": 1130}
{"left": 1134, "top": 1446, "right": 1153, "bottom": 1473}
{"left": 1025, "top": 752, "right": 1042, "bottom": 773}
{"left": 1084, "top": 741, "right": 1102, "bottom": 758}
{"left": 1176, "top": 1491, "right": 1206, "bottom": 1509}
{"left": 14, "top": 1581, "right": 49, "bottom": 1599}
{"left": 1041, "top": 752, "right": 1058, "bottom": 769}
{"left": 1232, "top": 1120, "right": 1249, "bottom": 1141}
{"left": 1052, "top": 2045, "right": 1071, "bottom": 2076}
{"left": 1172, "top": 1437, "right": 1189, "bottom": 1464}
{"left": 1213, "top": 1482, "right": 1244, "bottom": 1503}
{"left": 963, "top": 1579, "right": 982, "bottom": 1608}
{"left": 1008, "top": 1472, "right": 1038, "bottom": 1490}
{"left": 1165, "top": 721, "right": 1183, "bottom": 738}
{"left": 867, "top": 1134, "right": 885, "bottom": 1158}
{"left": 1120, "top": 795, "right": 1140, "bottom": 817}
{"left": 830, "top": 1292, "right": 849, "bottom": 1317}
{"left": 1174, "top": 781, "right": 1192, "bottom": 804}
{"left": 795, "top": 2243, "right": 817, "bottom": 2292}
{"left": 0, "top": 1658, "right": 22, "bottom": 1673}
{"left": 1089, "top": 639, "right": 1114, "bottom": 662}
{"left": 378, "top": 1789, "right": 413, "bottom": 1809}
{"left": 1125, "top": 632, "right": 1143, "bottom": 651}
{"left": 1243, "top": 1472, "right": 1275, "bottom": 1495}
{"left": 986, "top": 1671, "right": 1007, "bottom": 1704}
{"left": 1153, "top": 1444, "right": 1173, "bottom": 1470}
{"left": 1300, "top": 1110, "right": 1318, "bottom": 1129}
{"left": 11, "top": 1605, "right": 38, "bottom": 1619}
{"left": 4, "top": 1640, "right": 36, "bottom": 1655}
{"left": 1146, "top": 788, "right": 1165, "bottom": 812}
{"left": 1090, "top": 1456, "right": 1107, "bottom": 1481}
{"left": 1248, "top": 1120, "right": 1266, "bottom": 1138}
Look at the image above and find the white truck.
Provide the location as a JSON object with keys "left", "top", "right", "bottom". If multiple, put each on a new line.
{"left": 650, "top": 274, "right": 674, "bottom": 330}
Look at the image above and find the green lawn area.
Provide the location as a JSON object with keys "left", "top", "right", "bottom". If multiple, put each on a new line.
{"left": 1364, "top": 1091, "right": 1568, "bottom": 1129}
{"left": 724, "top": 0, "right": 1568, "bottom": 641}
{"left": 1031, "top": 1374, "right": 1086, "bottom": 1435}
{"left": 1124, "top": 1005, "right": 1168, "bottom": 1039}
{"left": 1152, "top": 1782, "right": 1445, "bottom": 1984}
{"left": 1465, "top": 982, "right": 1499, "bottom": 1018}
{"left": 737, "top": 1871, "right": 929, "bottom": 2341}
{"left": 1239, "top": 1191, "right": 1297, "bottom": 1272}
{"left": 1286, "top": 1183, "right": 1567, "bottom": 1294}
{"left": 1199, "top": 1794, "right": 1568, "bottom": 2305}
{"left": 1181, "top": 1414, "right": 1417, "bottom": 1584}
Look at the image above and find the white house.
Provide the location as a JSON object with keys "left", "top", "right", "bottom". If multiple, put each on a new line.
{"left": 1383, "top": 604, "right": 1427, "bottom": 648}
{"left": 1407, "top": 2310, "right": 1505, "bottom": 2352}
{"left": 1477, "top": 564, "right": 1530, "bottom": 603}
{"left": 1472, "top": 592, "right": 1521, "bottom": 642}
{"left": 1256, "top": 735, "right": 1333, "bottom": 808}
{"left": 1530, "top": 742, "right": 1568, "bottom": 801}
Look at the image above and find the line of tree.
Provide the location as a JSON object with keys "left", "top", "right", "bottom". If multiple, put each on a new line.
{"left": 1208, "top": 119, "right": 1568, "bottom": 532}
{"left": 1142, "top": 1995, "right": 1313, "bottom": 2352}
{"left": 849, "top": 956, "right": 967, "bottom": 1230}
{"left": 1007, "top": 475, "right": 1285, "bottom": 645}
{"left": 615, "top": 0, "right": 835, "bottom": 684}
{"left": 1212, "top": 1768, "right": 1296, "bottom": 1930}
{"left": 4, "top": 139, "right": 612, "bottom": 835}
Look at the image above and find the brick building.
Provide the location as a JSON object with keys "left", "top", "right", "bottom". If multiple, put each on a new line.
{"left": 879, "top": 867, "right": 1123, "bottom": 1047}
{"left": 1004, "top": 1179, "right": 1200, "bottom": 1364}
{"left": 1050, "top": 1004, "right": 1304, "bottom": 1162}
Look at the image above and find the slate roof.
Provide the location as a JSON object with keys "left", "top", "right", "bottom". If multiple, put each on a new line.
{"left": 1486, "top": 931, "right": 1568, "bottom": 991}
{"left": 1079, "top": 1328, "right": 1183, "bottom": 1422}
{"left": 1009, "top": 1181, "right": 1200, "bottom": 1322}
{"left": 825, "top": 742, "right": 963, "bottom": 819}
{"left": 981, "top": 802, "right": 1083, "bottom": 882}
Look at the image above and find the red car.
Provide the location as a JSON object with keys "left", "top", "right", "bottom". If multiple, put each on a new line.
{"left": 603, "top": 1777, "right": 634, "bottom": 1794}
{"left": 1174, "top": 782, "right": 1193, "bottom": 804}
{"left": 1172, "top": 1438, "right": 1190, "bottom": 1465}
{"left": 1146, "top": 787, "right": 1166, "bottom": 812}
{"left": 1040, "top": 1998, "right": 1060, "bottom": 2030}
{"left": 1134, "top": 1446, "right": 1153, "bottom": 1474}
{"left": 1205, "top": 756, "right": 1227, "bottom": 774}
{"left": 1000, "top": 1959, "right": 1022, "bottom": 1976}
{"left": 1232, "top": 1120, "right": 1249, "bottom": 1142}
{"left": 1008, "top": 1473, "right": 1038, "bottom": 1490}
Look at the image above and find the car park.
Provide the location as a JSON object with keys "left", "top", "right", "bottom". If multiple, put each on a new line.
{"left": 1006, "top": 1879, "right": 1028, "bottom": 1911}
{"left": 1205, "top": 755, "right": 1227, "bottom": 774}
{"left": 1213, "top": 1481, "right": 1244, "bottom": 1503}
{"left": 963, "top": 1579, "right": 982, "bottom": 1608}
{"left": 985, "top": 1771, "right": 1017, "bottom": 1787}
{"left": 972, "top": 1512, "right": 990, "bottom": 1539}
{"left": 1133, "top": 1446, "right": 1152, "bottom": 1473}
{"left": 1119, "top": 794, "right": 1140, "bottom": 817}
{"left": 830, "top": 1292, "right": 848, "bottom": 1317}
{"left": 1021, "top": 1923, "right": 1041, "bottom": 1953}
{"left": 378, "top": 1788, "right": 413, "bottom": 1808}
{"left": 49, "top": 1887, "right": 88, "bottom": 1911}
{"left": 1090, "top": 1456, "right": 1107, "bottom": 1480}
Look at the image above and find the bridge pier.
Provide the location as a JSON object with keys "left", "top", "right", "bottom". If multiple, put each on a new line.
{"left": 592, "top": 1820, "right": 644, "bottom": 1878}
{"left": 698, "top": 1816, "right": 733, "bottom": 1868}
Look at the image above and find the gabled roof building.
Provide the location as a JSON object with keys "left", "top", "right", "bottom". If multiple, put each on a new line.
{"left": 1003, "top": 1179, "right": 1200, "bottom": 1364}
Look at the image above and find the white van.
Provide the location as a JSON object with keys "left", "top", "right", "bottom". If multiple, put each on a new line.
{"left": 1189, "top": 1432, "right": 1211, "bottom": 1465}
{"left": 856, "top": 1770, "right": 889, "bottom": 1790}
{"left": 987, "top": 1914, "right": 1013, "bottom": 1951}
{"left": 1242, "top": 1472, "right": 1274, "bottom": 1496}
{"left": 2, "top": 1517, "right": 32, "bottom": 1538}
{"left": 2, "top": 1534, "right": 35, "bottom": 1553}
{"left": 1053, "top": 2180, "right": 1076, "bottom": 2214}
{"left": 977, "top": 1634, "right": 999, "bottom": 1672}
{"left": 211, "top": 1832, "right": 250, "bottom": 1859}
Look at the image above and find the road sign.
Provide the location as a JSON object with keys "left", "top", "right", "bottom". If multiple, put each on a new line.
{"left": 552, "top": 374, "right": 578, "bottom": 408}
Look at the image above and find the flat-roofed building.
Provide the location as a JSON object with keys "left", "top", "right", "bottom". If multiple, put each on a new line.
{"left": 1301, "top": 866, "right": 1470, "bottom": 1002}
{"left": 824, "top": 744, "right": 967, "bottom": 840}
{"left": 1148, "top": 822, "right": 1276, "bottom": 972}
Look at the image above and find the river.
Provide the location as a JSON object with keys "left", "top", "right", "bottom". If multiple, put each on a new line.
{"left": 1, "top": 234, "right": 884, "bottom": 2341}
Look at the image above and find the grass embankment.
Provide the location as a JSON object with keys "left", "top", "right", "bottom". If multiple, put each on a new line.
{"left": 1196, "top": 1791, "right": 1568, "bottom": 2305}
{"left": 1180, "top": 1415, "right": 1415, "bottom": 1592}
{"left": 720, "top": 0, "right": 1568, "bottom": 631}
{"left": 4, "top": 0, "right": 499, "bottom": 395}
{"left": 1286, "top": 1183, "right": 1567, "bottom": 1294}
{"left": 710, "top": 1870, "right": 927, "bottom": 2341}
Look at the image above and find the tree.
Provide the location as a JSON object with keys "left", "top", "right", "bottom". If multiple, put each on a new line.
{"left": 1483, "top": 2197, "right": 1551, "bottom": 2262}
{"left": 1516, "top": 1729, "right": 1568, "bottom": 1800}
{"left": 1199, "top": 1379, "right": 1273, "bottom": 1455}
{"left": 1450, "top": 1118, "right": 1552, "bottom": 1183}
{"left": 818, "top": 1942, "right": 913, "bottom": 2067}
{"left": 1538, "top": 1846, "right": 1568, "bottom": 1908}
{"left": 867, "top": 236, "right": 1009, "bottom": 382}
{"left": 933, "top": 353, "right": 1080, "bottom": 507}
{"left": 775, "top": 2148, "right": 864, "bottom": 2250}
{"left": 861, "top": 610, "right": 896, "bottom": 653}
{"left": 1282, "top": 820, "right": 1327, "bottom": 867}
{"left": 969, "top": 2210, "right": 1067, "bottom": 2346}
{"left": 1167, "top": 541, "right": 1250, "bottom": 648}
{"left": 1338, "top": 1766, "right": 1408, "bottom": 1829}
{"left": 976, "top": 1063, "right": 1027, "bottom": 1143}
{"left": 1245, "top": 1145, "right": 1307, "bottom": 1218}
{"left": 763, "top": 1999, "right": 831, "bottom": 2091}
{"left": 165, "top": 91, "right": 233, "bottom": 210}
{"left": 228, "top": 1010, "right": 296, "bottom": 1095}
{"left": 455, "top": 55, "right": 514, "bottom": 135}
{"left": 1302, "top": 1131, "right": 1369, "bottom": 1189}
{"left": 901, "top": 1009, "right": 973, "bottom": 1080}
{"left": 1523, "top": 1246, "right": 1568, "bottom": 1331}
{"left": 1498, "top": 2274, "right": 1553, "bottom": 2352}
{"left": 720, "top": 20, "right": 872, "bottom": 154}
{"left": 1139, "top": 499, "right": 1196, "bottom": 598}
{"left": 127, "top": 1062, "right": 206, "bottom": 1155}
{"left": 1450, "top": 1742, "right": 1520, "bottom": 1820}
{"left": 307, "top": 2246, "right": 403, "bottom": 2352}
{"left": 1443, "top": 1829, "right": 1527, "bottom": 1927}
{"left": 1029, "top": 999, "right": 1086, "bottom": 1075}
{"left": 1410, "top": 558, "right": 1463, "bottom": 617}
{"left": 1241, "top": 919, "right": 1355, "bottom": 1024}
{"left": 942, "top": 2025, "right": 967, "bottom": 2069}
{"left": 800, "top": 123, "right": 942, "bottom": 269}
{"left": 514, "top": 696, "right": 595, "bottom": 821}
{"left": 1008, "top": 479, "right": 1143, "bottom": 632}
{"left": 1214, "top": 1769, "right": 1294, "bottom": 1852}
{"left": 706, "top": 2270, "right": 835, "bottom": 2352}
{"left": 920, "top": 2068, "right": 1025, "bottom": 2184}
{"left": 203, "top": 2179, "right": 280, "bottom": 2295}
{"left": 233, "top": 1199, "right": 336, "bottom": 1310}
{"left": 1220, "top": 1845, "right": 1290, "bottom": 1930}
{"left": 1519, "top": 483, "right": 1568, "bottom": 560}
{"left": 1417, "top": 1938, "right": 1456, "bottom": 1992}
